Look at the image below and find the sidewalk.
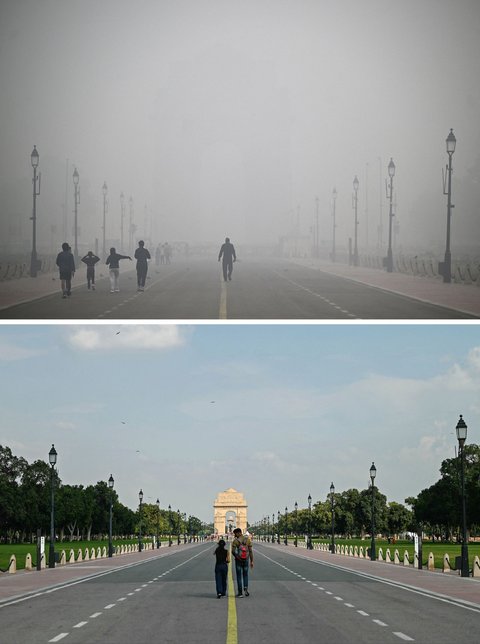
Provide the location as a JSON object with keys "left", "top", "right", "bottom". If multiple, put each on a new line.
{"left": 292, "top": 258, "right": 480, "bottom": 318}
{"left": 267, "top": 542, "right": 480, "bottom": 608}
{"left": 0, "top": 542, "right": 192, "bottom": 605}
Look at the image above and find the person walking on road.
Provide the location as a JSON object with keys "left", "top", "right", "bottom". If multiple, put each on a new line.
{"left": 232, "top": 527, "right": 253, "bottom": 597}
{"left": 81, "top": 251, "right": 100, "bottom": 290}
{"left": 214, "top": 539, "right": 230, "bottom": 598}
{"left": 218, "top": 237, "right": 236, "bottom": 281}
{"left": 106, "top": 247, "right": 132, "bottom": 293}
{"left": 134, "top": 240, "right": 151, "bottom": 291}
{"left": 56, "top": 242, "right": 75, "bottom": 298}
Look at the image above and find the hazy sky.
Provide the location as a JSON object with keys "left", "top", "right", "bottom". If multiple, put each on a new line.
{"left": 1, "top": 323, "right": 479, "bottom": 521}
{"left": 1, "top": 0, "right": 479, "bottom": 252}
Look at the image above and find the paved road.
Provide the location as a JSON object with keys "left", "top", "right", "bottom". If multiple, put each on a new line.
{"left": 0, "top": 257, "right": 476, "bottom": 319}
{"left": 2, "top": 542, "right": 479, "bottom": 643}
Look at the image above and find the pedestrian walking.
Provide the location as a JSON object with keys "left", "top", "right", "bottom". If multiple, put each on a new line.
{"left": 164, "top": 242, "right": 172, "bottom": 264}
{"left": 155, "top": 244, "right": 161, "bottom": 268}
{"left": 214, "top": 539, "right": 230, "bottom": 598}
{"left": 56, "top": 242, "right": 75, "bottom": 298}
{"left": 232, "top": 527, "right": 253, "bottom": 597}
{"left": 218, "top": 237, "right": 236, "bottom": 281}
{"left": 81, "top": 251, "right": 100, "bottom": 290}
{"left": 134, "top": 240, "right": 151, "bottom": 291}
{"left": 106, "top": 247, "right": 132, "bottom": 293}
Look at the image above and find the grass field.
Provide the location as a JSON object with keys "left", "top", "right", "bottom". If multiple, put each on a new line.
{"left": 0, "top": 538, "right": 159, "bottom": 571}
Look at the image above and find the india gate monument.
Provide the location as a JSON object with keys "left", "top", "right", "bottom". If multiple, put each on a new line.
{"left": 213, "top": 488, "right": 247, "bottom": 535}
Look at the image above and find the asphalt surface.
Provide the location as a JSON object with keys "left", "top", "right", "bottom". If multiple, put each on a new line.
{"left": 0, "top": 257, "right": 476, "bottom": 319}
{"left": 2, "top": 542, "right": 480, "bottom": 643}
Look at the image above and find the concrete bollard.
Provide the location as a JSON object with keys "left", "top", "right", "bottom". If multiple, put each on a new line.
{"left": 348, "top": 545, "right": 353, "bottom": 556}
{"left": 40, "top": 552, "right": 46, "bottom": 569}
{"left": 25, "top": 553, "right": 33, "bottom": 571}
{"left": 414, "top": 551, "right": 419, "bottom": 568}
{"left": 403, "top": 551, "right": 410, "bottom": 566}
{"left": 102, "top": 546, "right": 107, "bottom": 558}
{"left": 59, "top": 550, "right": 66, "bottom": 565}
{"left": 394, "top": 549, "right": 400, "bottom": 565}
{"left": 84, "top": 548, "right": 89, "bottom": 561}
{"left": 443, "top": 553, "right": 451, "bottom": 573}
{"left": 77, "top": 549, "right": 83, "bottom": 562}
{"left": 386, "top": 548, "right": 392, "bottom": 563}
{"left": 90, "top": 548, "right": 95, "bottom": 560}
{"left": 359, "top": 546, "right": 364, "bottom": 558}
{"left": 354, "top": 546, "right": 359, "bottom": 557}
{"left": 427, "top": 552, "right": 435, "bottom": 571}
{"left": 96, "top": 547, "right": 101, "bottom": 559}
{"left": 378, "top": 548, "right": 384, "bottom": 562}
{"left": 473, "top": 556, "right": 480, "bottom": 578}
{"left": 69, "top": 549, "right": 75, "bottom": 564}
{"left": 8, "top": 555, "right": 16, "bottom": 574}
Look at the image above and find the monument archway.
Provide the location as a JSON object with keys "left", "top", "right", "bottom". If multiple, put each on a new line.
{"left": 213, "top": 488, "right": 247, "bottom": 535}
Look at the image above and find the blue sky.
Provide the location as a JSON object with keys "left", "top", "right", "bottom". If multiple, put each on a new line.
{"left": 1, "top": 323, "right": 479, "bottom": 522}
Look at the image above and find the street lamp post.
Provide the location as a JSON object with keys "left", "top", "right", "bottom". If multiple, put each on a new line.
{"left": 307, "top": 494, "right": 313, "bottom": 549}
{"left": 177, "top": 509, "right": 181, "bottom": 545}
{"left": 129, "top": 196, "right": 134, "bottom": 253}
{"left": 168, "top": 504, "right": 172, "bottom": 546}
{"left": 330, "top": 482, "right": 335, "bottom": 554}
{"left": 386, "top": 159, "right": 395, "bottom": 273}
{"left": 183, "top": 513, "right": 187, "bottom": 543}
{"left": 108, "top": 474, "right": 114, "bottom": 557}
{"left": 456, "top": 414, "right": 469, "bottom": 577}
{"left": 102, "top": 181, "right": 108, "bottom": 259}
{"left": 48, "top": 445, "right": 57, "bottom": 568}
{"left": 332, "top": 187, "right": 337, "bottom": 263}
{"left": 156, "top": 499, "right": 160, "bottom": 548}
{"left": 370, "top": 462, "right": 377, "bottom": 561}
{"left": 272, "top": 513, "right": 275, "bottom": 544}
{"left": 315, "top": 196, "right": 319, "bottom": 258}
{"left": 277, "top": 511, "right": 281, "bottom": 544}
{"left": 138, "top": 489, "right": 143, "bottom": 551}
{"left": 294, "top": 501, "right": 298, "bottom": 547}
{"left": 120, "top": 192, "right": 125, "bottom": 251}
{"left": 284, "top": 507, "right": 288, "bottom": 545}
{"left": 352, "top": 176, "right": 359, "bottom": 266}
{"left": 442, "top": 129, "right": 456, "bottom": 283}
{"left": 73, "top": 168, "right": 80, "bottom": 263}
{"left": 30, "top": 146, "right": 41, "bottom": 277}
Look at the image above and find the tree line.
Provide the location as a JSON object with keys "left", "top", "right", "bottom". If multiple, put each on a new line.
{"left": 0, "top": 445, "right": 204, "bottom": 544}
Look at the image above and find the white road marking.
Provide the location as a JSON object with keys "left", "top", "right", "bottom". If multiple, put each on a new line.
{"left": 127, "top": 592, "right": 134, "bottom": 596}
{"left": 344, "top": 603, "right": 355, "bottom": 608}
{"left": 73, "top": 621, "right": 88, "bottom": 628}
{"left": 219, "top": 279, "right": 227, "bottom": 319}
{"left": 104, "top": 603, "right": 116, "bottom": 609}
{"left": 393, "top": 633, "right": 414, "bottom": 641}
{"left": 373, "top": 619, "right": 388, "bottom": 626}
{"left": 334, "top": 596, "right": 343, "bottom": 601}
{"left": 89, "top": 613, "right": 102, "bottom": 618}
{"left": 357, "top": 610, "right": 369, "bottom": 616}
{"left": 134, "top": 588, "right": 142, "bottom": 592}
{"left": 325, "top": 591, "right": 333, "bottom": 595}
{"left": 49, "top": 635, "right": 69, "bottom": 642}
{"left": 117, "top": 597, "right": 126, "bottom": 601}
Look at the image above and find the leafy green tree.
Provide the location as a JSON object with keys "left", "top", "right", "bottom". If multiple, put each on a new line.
{"left": 386, "top": 502, "right": 412, "bottom": 537}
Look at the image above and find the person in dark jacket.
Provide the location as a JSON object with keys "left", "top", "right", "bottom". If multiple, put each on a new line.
{"left": 81, "top": 251, "right": 100, "bottom": 290}
{"left": 106, "top": 247, "right": 131, "bottom": 293}
{"left": 134, "top": 240, "right": 151, "bottom": 291}
{"left": 56, "top": 242, "right": 75, "bottom": 298}
{"left": 213, "top": 539, "right": 230, "bottom": 598}
{"left": 218, "top": 237, "right": 236, "bottom": 281}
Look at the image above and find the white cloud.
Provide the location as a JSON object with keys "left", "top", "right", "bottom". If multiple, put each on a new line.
{"left": 67, "top": 326, "right": 186, "bottom": 351}
{"left": 0, "top": 341, "right": 45, "bottom": 361}
{"left": 54, "top": 421, "right": 76, "bottom": 430}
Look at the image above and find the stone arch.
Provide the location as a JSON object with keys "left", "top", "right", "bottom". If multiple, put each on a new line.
{"left": 213, "top": 488, "right": 247, "bottom": 535}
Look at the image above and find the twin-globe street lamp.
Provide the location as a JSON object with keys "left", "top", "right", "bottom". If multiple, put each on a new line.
{"left": 352, "top": 176, "right": 359, "bottom": 266}
{"left": 108, "top": 474, "right": 114, "bottom": 557}
{"left": 442, "top": 129, "right": 457, "bottom": 283}
{"left": 48, "top": 444, "right": 57, "bottom": 568}
{"left": 386, "top": 158, "right": 396, "bottom": 273}
{"left": 370, "top": 462, "right": 377, "bottom": 561}
{"left": 30, "top": 146, "right": 41, "bottom": 277}
{"left": 330, "top": 482, "right": 335, "bottom": 554}
{"left": 456, "top": 414, "right": 469, "bottom": 577}
{"left": 138, "top": 489, "right": 144, "bottom": 551}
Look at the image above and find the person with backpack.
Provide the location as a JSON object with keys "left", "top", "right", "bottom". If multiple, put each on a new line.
{"left": 232, "top": 527, "right": 253, "bottom": 597}
{"left": 213, "top": 539, "right": 230, "bottom": 598}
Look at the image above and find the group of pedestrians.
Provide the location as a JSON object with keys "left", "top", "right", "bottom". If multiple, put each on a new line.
{"left": 55, "top": 236, "right": 238, "bottom": 298}
{"left": 214, "top": 527, "right": 253, "bottom": 599}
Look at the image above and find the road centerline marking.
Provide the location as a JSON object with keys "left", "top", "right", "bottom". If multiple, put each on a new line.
{"left": 227, "top": 545, "right": 237, "bottom": 644}
{"left": 219, "top": 277, "right": 227, "bottom": 319}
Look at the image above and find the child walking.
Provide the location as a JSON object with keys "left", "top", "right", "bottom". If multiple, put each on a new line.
{"left": 214, "top": 539, "right": 230, "bottom": 598}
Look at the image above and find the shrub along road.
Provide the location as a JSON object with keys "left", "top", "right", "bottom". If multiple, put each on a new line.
{"left": 1, "top": 541, "right": 480, "bottom": 643}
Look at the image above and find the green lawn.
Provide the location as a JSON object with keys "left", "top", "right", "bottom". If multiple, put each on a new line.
{"left": 0, "top": 538, "right": 157, "bottom": 571}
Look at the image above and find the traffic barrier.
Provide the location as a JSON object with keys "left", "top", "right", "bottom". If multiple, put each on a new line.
{"left": 84, "top": 548, "right": 89, "bottom": 561}
{"left": 386, "top": 548, "right": 392, "bottom": 563}
{"left": 59, "top": 550, "right": 66, "bottom": 565}
{"left": 427, "top": 552, "right": 435, "bottom": 571}
{"left": 394, "top": 549, "right": 400, "bottom": 565}
{"left": 473, "top": 556, "right": 480, "bottom": 578}
{"left": 403, "top": 551, "right": 410, "bottom": 566}
{"left": 443, "top": 553, "right": 453, "bottom": 573}
{"left": 69, "top": 549, "right": 75, "bottom": 564}
{"left": 8, "top": 555, "right": 16, "bottom": 574}
{"left": 378, "top": 547, "right": 384, "bottom": 562}
{"left": 77, "top": 549, "right": 83, "bottom": 562}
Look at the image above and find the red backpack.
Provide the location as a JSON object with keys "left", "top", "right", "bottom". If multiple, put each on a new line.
{"left": 237, "top": 539, "right": 249, "bottom": 561}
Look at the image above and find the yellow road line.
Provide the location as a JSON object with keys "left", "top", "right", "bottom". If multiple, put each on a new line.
{"left": 219, "top": 277, "right": 227, "bottom": 319}
{"left": 226, "top": 550, "right": 237, "bottom": 644}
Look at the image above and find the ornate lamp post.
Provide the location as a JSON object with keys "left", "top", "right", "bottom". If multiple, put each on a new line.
{"left": 332, "top": 187, "right": 337, "bottom": 263}
{"left": 168, "top": 504, "right": 172, "bottom": 546}
{"left": 156, "top": 498, "right": 160, "bottom": 548}
{"left": 352, "top": 175, "right": 359, "bottom": 266}
{"left": 330, "top": 482, "right": 335, "bottom": 554}
{"left": 307, "top": 494, "right": 313, "bottom": 549}
{"left": 284, "top": 507, "right": 288, "bottom": 545}
{"left": 120, "top": 192, "right": 125, "bottom": 251}
{"left": 48, "top": 444, "right": 57, "bottom": 568}
{"left": 456, "top": 415, "right": 469, "bottom": 577}
{"left": 294, "top": 501, "right": 298, "bottom": 547}
{"left": 138, "top": 489, "right": 143, "bottom": 551}
{"left": 183, "top": 513, "right": 187, "bottom": 543}
{"left": 129, "top": 196, "right": 134, "bottom": 253}
{"left": 386, "top": 158, "right": 396, "bottom": 272}
{"left": 177, "top": 509, "right": 181, "bottom": 545}
{"left": 370, "top": 462, "right": 377, "bottom": 561}
{"left": 442, "top": 129, "right": 456, "bottom": 283}
{"left": 277, "top": 511, "right": 281, "bottom": 544}
{"left": 102, "top": 181, "right": 108, "bottom": 259}
{"left": 30, "top": 146, "right": 41, "bottom": 277}
{"left": 73, "top": 167, "right": 80, "bottom": 263}
{"left": 108, "top": 474, "right": 114, "bottom": 557}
